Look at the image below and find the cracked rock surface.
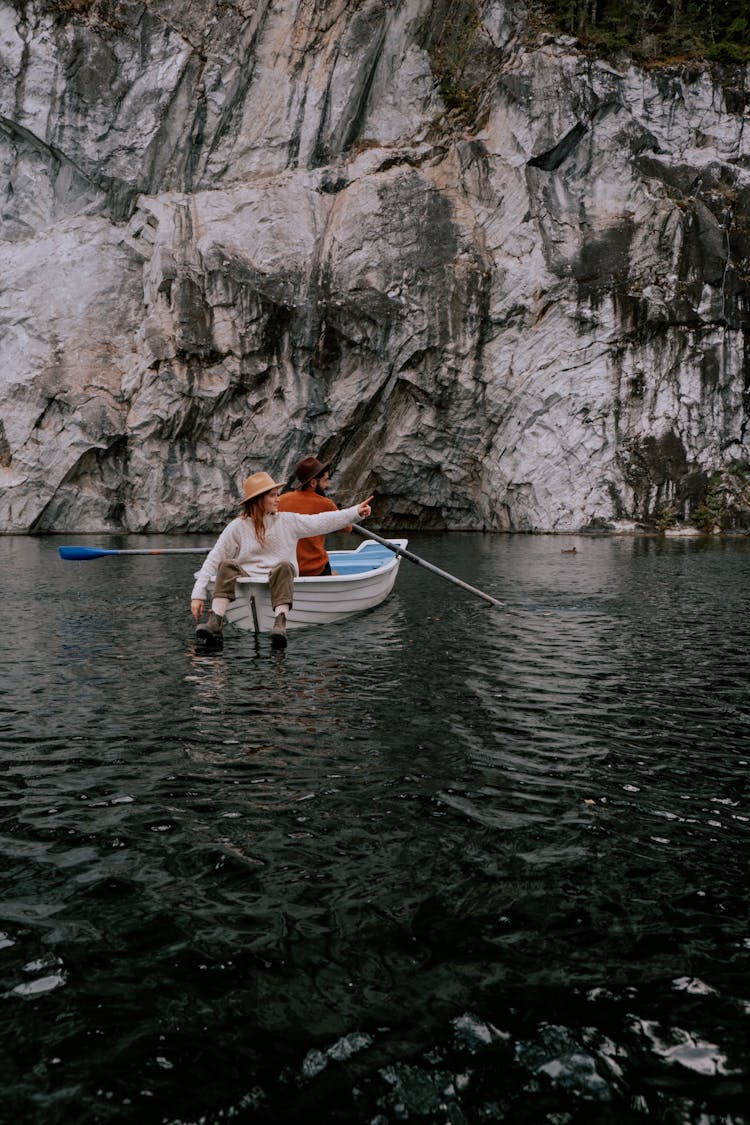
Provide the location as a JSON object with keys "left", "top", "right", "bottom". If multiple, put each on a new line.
{"left": 1, "top": 0, "right": 749, "bottom": 532}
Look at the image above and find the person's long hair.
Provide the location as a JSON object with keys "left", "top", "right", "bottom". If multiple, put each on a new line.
{"left": 242, "top": 493, "right": 269, "bottom": 546}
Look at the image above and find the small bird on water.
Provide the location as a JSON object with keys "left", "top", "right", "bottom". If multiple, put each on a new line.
{"left": 561, "top": 547, "right": 577, "bottom": 554}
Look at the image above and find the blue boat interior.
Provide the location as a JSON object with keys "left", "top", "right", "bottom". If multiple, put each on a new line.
{"left": 326, "top": 542, "right": 399, "bottom": 575}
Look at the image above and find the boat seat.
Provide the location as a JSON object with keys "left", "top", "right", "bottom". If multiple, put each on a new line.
{"left": 328, "top": 560, "right": 383, "bottom": 574}
{"left": 328, "top": 544, "right": 395, "bottom": 574}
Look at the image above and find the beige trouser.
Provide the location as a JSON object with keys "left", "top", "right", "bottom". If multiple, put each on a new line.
{"left": 213, "top": 560, "right": 295, "bottom": 610}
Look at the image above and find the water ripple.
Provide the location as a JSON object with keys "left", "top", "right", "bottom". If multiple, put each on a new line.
{"left": 1, "top": 534, "right": 748, "bottom": 1122}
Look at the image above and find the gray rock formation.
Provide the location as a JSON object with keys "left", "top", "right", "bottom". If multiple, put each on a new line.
{"left": 1, "top": 0, "right": 749, "bottom": 533}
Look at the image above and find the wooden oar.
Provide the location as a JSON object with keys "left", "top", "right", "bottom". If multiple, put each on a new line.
{"left": 58, "top": 545, "right": 212, "bottom": 561}
{"left": 351, "top": 525, "right": 504, "bottom": 608}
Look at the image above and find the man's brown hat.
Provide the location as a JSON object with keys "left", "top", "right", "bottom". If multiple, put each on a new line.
{"left": 295, "top": 456, "right": 331, "bottom": 487}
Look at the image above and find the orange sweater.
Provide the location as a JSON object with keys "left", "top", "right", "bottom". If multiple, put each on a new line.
{"left": 277, "top": 490, "right": 351, "bottom": 575}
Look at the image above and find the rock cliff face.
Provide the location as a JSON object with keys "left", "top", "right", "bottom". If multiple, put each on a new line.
{"left": 1, "top": 0, "right": 749, "bottom": 533}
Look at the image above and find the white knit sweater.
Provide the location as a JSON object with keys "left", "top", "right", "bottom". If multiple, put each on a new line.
{"left": 191, "top": 506, "right": 362, "bottom": 599}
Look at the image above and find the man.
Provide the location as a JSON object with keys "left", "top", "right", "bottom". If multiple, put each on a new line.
{"left": 278, "top": 456, "right": 352, "bottom": 576}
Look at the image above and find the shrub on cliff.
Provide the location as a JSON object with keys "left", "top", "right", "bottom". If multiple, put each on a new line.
{"left": 538, "top": 0, "right": 750, "bottom": 64}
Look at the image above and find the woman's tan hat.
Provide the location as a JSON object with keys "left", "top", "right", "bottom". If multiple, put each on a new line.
{"left": 240, "top": 471, "right": 284, "bottom": 504}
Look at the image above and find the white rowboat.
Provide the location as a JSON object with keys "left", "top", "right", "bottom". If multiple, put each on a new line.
{"left": 206, "top": 538, "right": 408, "bottom": 634}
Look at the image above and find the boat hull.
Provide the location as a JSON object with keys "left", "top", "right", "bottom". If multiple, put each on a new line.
{"left": 211, "top": 539, "right": 407, "bottom": 633}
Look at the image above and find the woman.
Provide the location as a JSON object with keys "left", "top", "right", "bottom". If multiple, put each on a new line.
{"left": 190, "top": 471, "right": 373, "bottom": 648}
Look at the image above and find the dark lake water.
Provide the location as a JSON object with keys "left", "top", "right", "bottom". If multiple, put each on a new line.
{"left": 1, "top": 531, "right": 748, "bottom": 1124}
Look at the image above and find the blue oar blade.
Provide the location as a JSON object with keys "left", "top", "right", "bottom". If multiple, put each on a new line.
{"left": 58, "top": 546, "right": 118, "bottom": 560}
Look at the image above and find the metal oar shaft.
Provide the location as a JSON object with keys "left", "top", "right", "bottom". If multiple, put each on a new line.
{"left": 351, "top": 525, "right": 503, "bottom": 608}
